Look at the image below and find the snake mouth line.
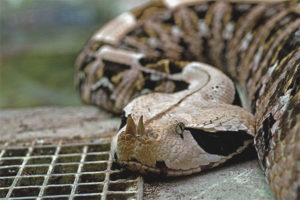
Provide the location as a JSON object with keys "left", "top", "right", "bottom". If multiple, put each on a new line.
{"left": 117, "top": 139, "right": 253, "bottom": 176}
{"left": 118, "top": 159, "right": 203, "bottom": 176}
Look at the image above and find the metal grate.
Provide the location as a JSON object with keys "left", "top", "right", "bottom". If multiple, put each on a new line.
{"left": 0, "top": 139, "right": 143, "bottom": 200}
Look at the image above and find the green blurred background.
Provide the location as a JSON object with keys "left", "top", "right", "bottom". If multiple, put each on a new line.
{"left": 0, "top": 0, "right": 148, "bottom": 108}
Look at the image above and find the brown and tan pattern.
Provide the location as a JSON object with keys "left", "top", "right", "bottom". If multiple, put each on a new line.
{"left": 75, "top": 0, "right": 300, "bottom": 199}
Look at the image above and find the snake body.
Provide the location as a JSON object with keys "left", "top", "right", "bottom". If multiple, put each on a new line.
{"left": 75, "top": 0, "right": 300, "bottom": 199}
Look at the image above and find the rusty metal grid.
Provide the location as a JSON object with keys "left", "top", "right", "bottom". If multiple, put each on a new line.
{"left": 0, "top": 139, "right": 143, "bottom": 200}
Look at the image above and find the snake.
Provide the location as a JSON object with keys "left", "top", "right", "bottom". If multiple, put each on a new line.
{"left": 75, "top": 0, "right": 300, "bottom": 199}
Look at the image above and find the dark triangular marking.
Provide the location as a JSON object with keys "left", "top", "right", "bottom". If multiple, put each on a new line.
{"left": 186, "top": 128, "right": 252, "bottom": 156}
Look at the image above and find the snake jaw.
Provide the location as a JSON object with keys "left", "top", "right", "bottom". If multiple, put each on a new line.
{"left": 114, "top": 133, "right": 253, "bottom": 177}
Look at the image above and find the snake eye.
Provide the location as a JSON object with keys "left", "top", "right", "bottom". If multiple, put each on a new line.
{"left": 175, "top": 122, "right": 184, "bottom": 138}
{"left": 148, "top": 132, "right": 159, "bottom": 139}
{"left": 175, "top": 122, "right": 185, "bottom": 138}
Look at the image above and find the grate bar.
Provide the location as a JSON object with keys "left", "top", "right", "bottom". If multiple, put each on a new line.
{"left": 0, "top": 170, "right": 116, "bottom": 179}
{"left": 0, "top": 160, "right": 109, "bottom": 169}
{"left": 0, "top": 151, "right": 110, "bottom": 160}
{"left": 69, "top": 145, "right": 88, "bottom": 199}
{"left": 5, "top": 141, "right": 35, "bottom": 198}
{"left": 37, "top": 141, "right": 62, "bottom": 199}
{"left": 3, "top": 192, "right": 106, "bottom": 200}
{"left": 101, "top": 148, "right": 113, "bottom": 200}
{"left": 0, "top": 179, "right": 138, "bottom": 189}
{"left": 1, "top": 141, "right": 111, "bottom": 149}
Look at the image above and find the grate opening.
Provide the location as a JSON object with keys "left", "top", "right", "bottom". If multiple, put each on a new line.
{"left": 0, "top": 167, "right": 19, "bottom": 177}
{"left": 86, "top": 154, "right": 109, "bottom": 161}
{"left": 44, "top": 185, "right": 72, "bottom": 195}
{"left": 82, "top": 162, "right": 107, "bottom": 172}
{"left": 87, "top": 144, "right": 111, "bottom": 152}
{"left": 79, "top": 172, "right": 106, "bottom": 183}
{"left": 32, "top": 147, "right": 56, "bottom": 156}
{"left": 27, "top": 157, "right": 52, "bottom": 165}
{"left": 73, "top": 195, "right": 102, "bottom": 200}
{"left": 17, "top": 176, "right": 44, "bottom": 186}
{"left": 1, "top": 159, "right": 23, "bottom": 166}
{"left": 76, "top": 183, "right": 103, "bottom": 194}
{"left": 53, "top": 164, "right": 79, "bottom": 174}
{"left": 48, "top": 174, "right": 75, "bottom": 185}
{"left": 0, "top": 189, "right": 8, "bottom": 197}
{"left": 3, "top": 149, "right": 28, "bottom": 157}
{"left": 11, "top": 187, "right": 40, "bottom": 197}
{"left": 60, "top": 146, "right": 84, "bottom": 154}
{"left": 56, "top": 155, "right": 81, "bottom": 163}
{"left": 22, "top": 166, "right": 49, "bottom": 175}
{"left": 0, "top": 138, "right": 143, "bottom": 200}
{"left": 0, "top": 178, "right": 14, "bottom": 187}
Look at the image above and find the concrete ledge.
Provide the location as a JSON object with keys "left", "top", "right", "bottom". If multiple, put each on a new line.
{"left": 0, "top": 106, "right": 120, "bottom": 142}
{"left": 0, "top": 106, "right": 275, "bottom": 200}
{"left": 144, "top": 158, "right": 275, "bottom": 200}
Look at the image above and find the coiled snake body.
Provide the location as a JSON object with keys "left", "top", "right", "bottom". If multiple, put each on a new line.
{"left": 75, "top": 0, "right": 300, "bottom": 199}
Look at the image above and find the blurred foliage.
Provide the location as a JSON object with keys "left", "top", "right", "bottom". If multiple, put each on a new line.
{"left": 0, "top": 0, "right": 147, "bottom": 108}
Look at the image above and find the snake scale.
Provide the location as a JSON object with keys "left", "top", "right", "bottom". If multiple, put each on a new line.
{"left": 75, "top": 0, "right": 300, "bottom": 199}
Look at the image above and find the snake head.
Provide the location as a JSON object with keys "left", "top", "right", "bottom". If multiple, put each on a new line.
{"left": 111, "top": 111, "right": 253, "bottom": 176}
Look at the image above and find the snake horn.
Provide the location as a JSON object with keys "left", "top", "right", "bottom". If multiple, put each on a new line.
{"left": 137, "top": 115, "right": 145, "bottom": 136}
{"left": 125, "top": 114, "right": 136, "bottom": 135}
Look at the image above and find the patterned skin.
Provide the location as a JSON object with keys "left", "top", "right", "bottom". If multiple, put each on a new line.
{"left": 75, "top": 0, "right": 300, "bottom": 199}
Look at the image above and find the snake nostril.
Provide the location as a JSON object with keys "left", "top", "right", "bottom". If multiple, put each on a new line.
{"left": 156, "top": 161, "right": 167, "bottom": 168}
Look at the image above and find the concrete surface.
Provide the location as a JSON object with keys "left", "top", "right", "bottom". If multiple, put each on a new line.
{"left": 0, "top": 106, "right": 275, "bottom": 200}
{"left": 143, "top": 158, "right": 275, "bottom": 200}
{"left": 0, "top": 106, "right": 120, "bottom": 142}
